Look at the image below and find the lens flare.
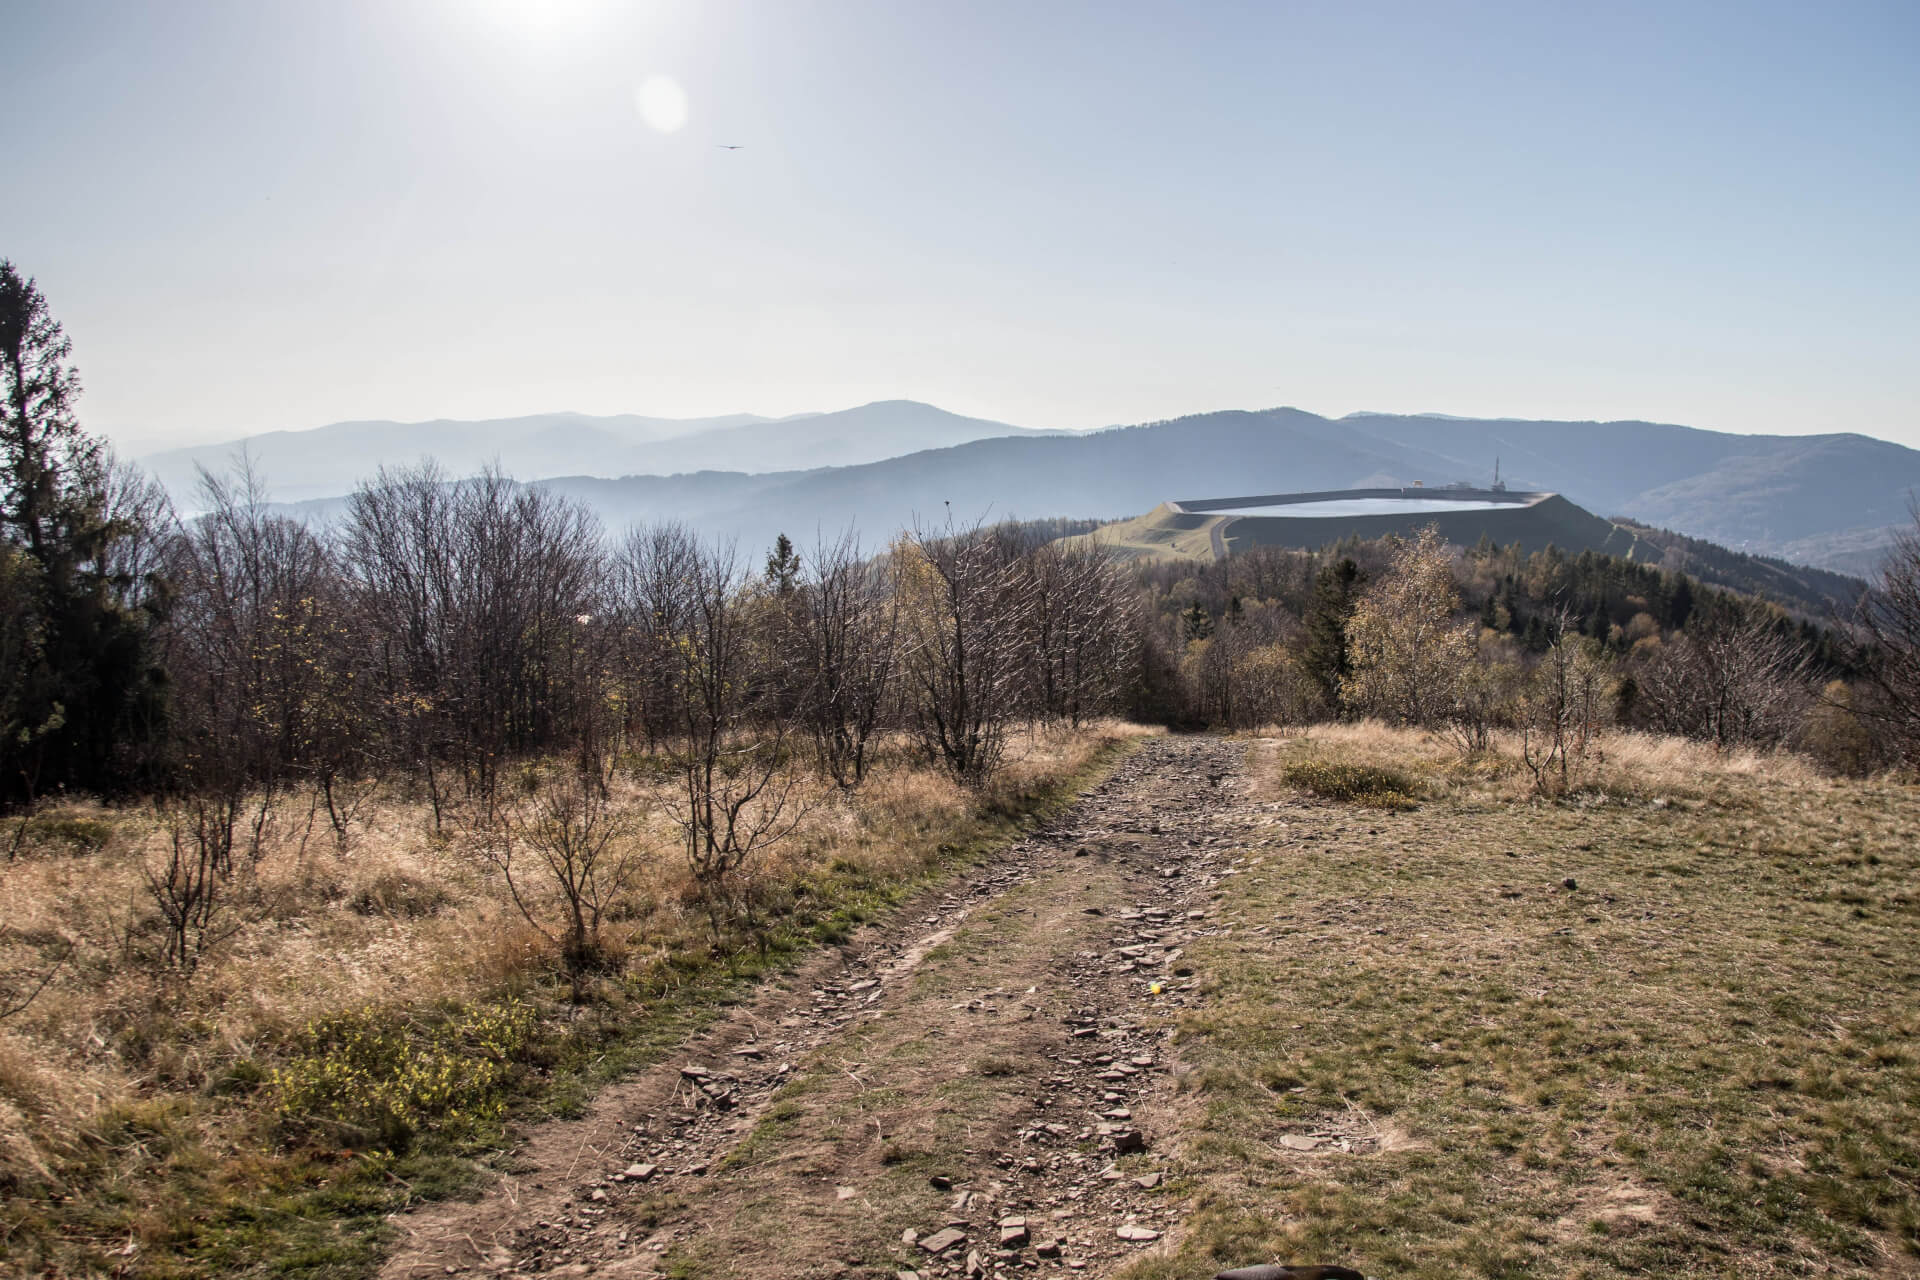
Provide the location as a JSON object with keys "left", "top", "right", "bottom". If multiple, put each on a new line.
{"left": 635, "top": 76, "right": 688, "bottom": 133}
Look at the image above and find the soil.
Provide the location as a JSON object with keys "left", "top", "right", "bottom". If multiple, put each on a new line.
{"left": 377, "top": 735, "right": 1252, "bottom": 1280}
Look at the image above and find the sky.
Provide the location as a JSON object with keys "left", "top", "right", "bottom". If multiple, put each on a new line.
{"left": 4, "top": 0, "right": 1917, "bottom": 454}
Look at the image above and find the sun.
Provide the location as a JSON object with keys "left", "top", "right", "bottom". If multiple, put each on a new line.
{"left": 634, "top": 76, "right": 689, "bottom": 134}
{"left": 480, "top": 0, "right": 604, "bottom": 34}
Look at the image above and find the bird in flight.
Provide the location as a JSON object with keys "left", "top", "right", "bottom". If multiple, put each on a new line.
{"left": 716, "top": 144, "right": 744, "bottom": 150}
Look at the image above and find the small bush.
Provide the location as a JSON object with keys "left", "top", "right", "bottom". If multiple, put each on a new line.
{"left": 12, "top": 813, "right": 113, "bottom": 856}
{"left": 271, "top": 1001, "right": 536, "bottom": 1153}
{"left": 349, "top": 870, "right": 451, "bottom": 918}
{"left": 1282, "top": 760, "right": 1421, "bottom": 810}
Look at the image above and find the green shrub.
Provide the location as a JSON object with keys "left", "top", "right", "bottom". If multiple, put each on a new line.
{"left": 1282, "top": 760, "right": 1420, "bottom": 810}
{"left": 271, "top": 1002, "right": 536, "bottom": 1152}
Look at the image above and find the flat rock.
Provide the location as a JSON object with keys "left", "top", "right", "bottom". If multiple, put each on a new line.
{"left": 1116, "top": 1224, "right": 1161, "bottom": 1242}
{"left": 918, "top": 1228, "right": 966, "bottom": 1255}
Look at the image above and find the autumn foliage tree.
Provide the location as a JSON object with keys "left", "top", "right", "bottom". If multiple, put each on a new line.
{"left": 1340, "top": 526, "right": 1478, "bottom": 728}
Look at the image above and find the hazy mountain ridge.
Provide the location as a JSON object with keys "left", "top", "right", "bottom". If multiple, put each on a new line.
{"left": 137, "top": 401, "right": 1051, "bottom": 506}
{"left": 240, "top": 403, "right": 1920, "bottom": 577}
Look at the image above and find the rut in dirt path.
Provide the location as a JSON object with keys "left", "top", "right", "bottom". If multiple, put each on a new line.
{"left": 380, "top": 735, "right": 1260, "bottom": 1280}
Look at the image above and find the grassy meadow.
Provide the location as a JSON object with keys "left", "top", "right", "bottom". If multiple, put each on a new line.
{"left": 0, "top": 722, "right": 1147, "bottom": 1279}
{"left": 1128, "top": 725, "right": 1920, "bottom": 1279}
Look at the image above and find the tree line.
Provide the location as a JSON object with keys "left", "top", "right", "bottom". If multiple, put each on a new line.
{"left": 10, "top": 255, "right": 1920, "bottom": 838}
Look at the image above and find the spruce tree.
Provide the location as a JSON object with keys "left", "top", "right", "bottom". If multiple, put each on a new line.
{"left": 0, "top": 261, "right": 165, "bottom": 800}
{"left": 764, "top": 532, "right": 800, "bottom": 594}
{"left": 1301, "top": 558, "right": 1362, "bottom": 710}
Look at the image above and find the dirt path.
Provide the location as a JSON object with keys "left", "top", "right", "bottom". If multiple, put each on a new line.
{"left": 380, "top": 735, "right": 1256, "bottom": 1280}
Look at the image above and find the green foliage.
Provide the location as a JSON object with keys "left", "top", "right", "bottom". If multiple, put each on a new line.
{"left": 1281, "top": 759, "right": 1420, "bottom": 810}
{"left": 1301, "top": 557, "right": 1363, "bottom": 709}
{"left": 0, "top": 261, "right": 169, "bottom": 804}
{"left": 271, "top": 1002, "right": 537, "bottom": 1152}
{"left": 764, "top": 531, "right": 801, "bottom": 593}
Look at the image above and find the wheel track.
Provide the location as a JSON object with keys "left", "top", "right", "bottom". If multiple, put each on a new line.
{"left": 380, "top": 735, "right": 1255, "bottom": 1280}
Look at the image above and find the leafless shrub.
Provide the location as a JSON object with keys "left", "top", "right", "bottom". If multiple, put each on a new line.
{"left": 1635, "top": 606, "right": 1811, "bottom": 748}
{"left": 145, "top": 796, "right": 243, "bottom": 974}
{"left": 1520, "top": 611, "right": 1616, "bottom": 793}
{"left": 488, "top": 753, "right": 642, "bottom": 1002}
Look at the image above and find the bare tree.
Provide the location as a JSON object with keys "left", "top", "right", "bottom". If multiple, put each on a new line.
{"left": 342, "top": 462, "right": 461, "bottom": 824}
{"left": 793, "top": 532, "right": 900, "bottom": 789}
{"left": 607, "top": 521, "right": 705, "bottom": 754}
{"left": 164, "top": 457, "right": 341, "bottom": 869}
{"left": 1521, "top": 610, "right": 1616, "bottom": 792}
{"left": 1020, "top": 539, "right": 1137, "bottom": 727}
{"left": 342, "top": 466, "right": 604, "bottom": 821}
{"left": 1848, "top": 504, "right": 1920, "bottom": 766}
{"left": 667, "top": 538, "right": 802, "bottom": 939}
{"left": 1635, "top": 605, "right": 1811, "bottom": 748}
{"left": 900, "top": 517, "right": 1030, "bottom": 785}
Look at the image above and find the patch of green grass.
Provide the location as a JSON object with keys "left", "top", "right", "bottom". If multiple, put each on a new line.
{"left": 14, "top": 811, "right": 115, "bottom": 853}
{"left": 1281, "top": 759, "right": 1421, "bottom": 810}
{"left": 270, "top": 1002, "right": 536, "bottom": 1153}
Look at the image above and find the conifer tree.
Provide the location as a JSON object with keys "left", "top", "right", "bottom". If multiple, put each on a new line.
{"left": 0, "top": 261, "right": 165, "bottom": 800}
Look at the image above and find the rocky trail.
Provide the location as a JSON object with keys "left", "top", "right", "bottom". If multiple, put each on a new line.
{"left": 381, "top": 735, "right": 1263, "bottom": 1280}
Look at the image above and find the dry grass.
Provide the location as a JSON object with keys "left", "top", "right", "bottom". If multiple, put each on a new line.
{"left": 1261, "top": 719, "right": 1825, "bottom": 807}
{"left": 1123, "top": 725, "right": 1920, "bottom": 1279}
{"left": 0, "top": 720, "right": 1150, "bottom": 1279}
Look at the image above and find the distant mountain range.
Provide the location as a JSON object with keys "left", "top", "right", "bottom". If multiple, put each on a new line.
{"left": 158, "top": 402, "right": 1920, "bottom": 578}
{"left": 138, "top": 400, "right": 1057, "bottom": 505}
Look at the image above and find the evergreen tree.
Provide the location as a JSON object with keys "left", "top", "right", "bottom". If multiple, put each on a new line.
{"left": 0, "top": 261, "right": 165, "bottom": 801}
{"left": 764, "top": 532, "right": 800, "bottom": 594}
{"left": 1667, "top": 574, "right": 1694, "bottom": 630}
{"left": 1179, "top": 601, "right": 1213, "bottom": 643}
{"left": 1301, "top": 558, "right": 1361, "bottom": 710}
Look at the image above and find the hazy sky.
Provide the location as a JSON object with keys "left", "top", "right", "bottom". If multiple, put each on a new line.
{"left": 5, "top": 0, "right": 1917, "bottom": 453}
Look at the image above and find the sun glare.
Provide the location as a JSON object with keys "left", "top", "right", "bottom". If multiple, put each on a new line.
{"left": 634, "top": 75, "right": 689, "bottom": 133}
{"left": 480, "top": 0, "right": 604, "bottom": 35}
